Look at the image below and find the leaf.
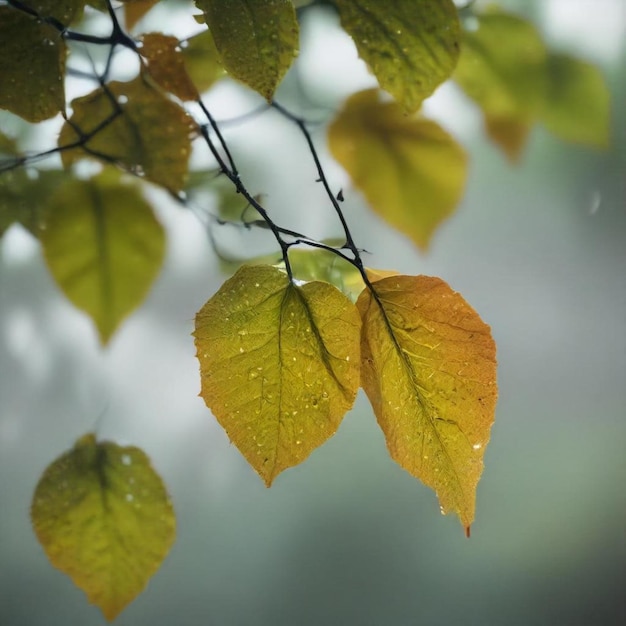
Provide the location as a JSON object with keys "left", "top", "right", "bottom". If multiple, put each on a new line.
{"left": 180, "top": 30, "right": 225, "bottom": 94}
{"left": 123, "top": 0, "right": 160, "bottom": 30}
{"left": 194, "top": 0, "right": 299, "bottom": 101}
{"left": 0, "top": 8, "right": 66, "bottom": 122}
{"left": 357, "top": 275, "right": 497, "bottom": 532}
{"left": 328, "top": 89, "right": 468, "bottom": 251}
{"left": 194, "top": 264, "right": 361, "bottom": 485}
{"left": 140, "top": 32, "right": 199, "bottom": 101}
{"left": 541, "top": 53, "right": 610, "bottom": 149}
{"left": 40, "top": 168, "right": 166, "bottom": 344}
{"left": 332, "top": 0, "right": 461, "bottom": 113}
{"left": 31, "top": 433, "right": 175, "bottom": 621}
{"left": 58, "top": 76, "right": 194, "bottom": 191}
{"left": 454, "top": 8, "right": 547, "bottom": 157}
{"left": 26, "top": 0, "right": 85, "bottom": 23}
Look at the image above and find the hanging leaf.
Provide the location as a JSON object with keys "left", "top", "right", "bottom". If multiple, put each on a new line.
{"left": 328, "top": 89, "right": 467, "bottom": 251}
{"left": 123, "top": 0, "right": 160, "bottom": 30}
{"left": 140, "top": 32, "right": 199, "bottom": 101}
{"left": 357, "top": 275, "right": 497, "bottom": 533}
{"left": 454, "top": 9, "right": 547, "bottom": 157}
{"left": 541, "top": 53, "right": 610, "bottom": 149}
{"left": 40, "top": 168, "right": 166, "bottom": 344}
{"left": 194, "top": 264, "right": 361, "bottom": 485}
{"left": 194, "top": 0, "right": 299, "bottom": 101}
{"left": 26, "top": 0, "right": 85, "bottom": 22}
{"left": 0, "top": 9, "right": 66, "bottom": 122}
{"left": 58, "top": 76, "right": 194, "bottom": 191}
{"left": 31, "top": 433, "right": 175, "bottom": 621}
{"left": 333, "top": 0, "right": 461, "bottom": 113}
{"left": 180, "top": 30, "right": 225, "bottom": 94}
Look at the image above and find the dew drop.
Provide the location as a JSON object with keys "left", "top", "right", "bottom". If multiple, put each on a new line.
{"left": 125, "top": 493, "right": 134, "bottom": 502}
{"left": 472, "top": 443, "right": 482, "bottom": 450}
{"left": 121, "top": 454, "right": 132, "bottom": 466}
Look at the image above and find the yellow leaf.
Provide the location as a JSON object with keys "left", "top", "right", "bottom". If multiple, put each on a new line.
{"left": 0, "top": 9, "right": 66, "bottom": 122}
{"left": 333, "top": 0, "right": 461, "bottom": 113}
{"left": 123, "top": 0, "right": 160, "bottom": 30}
{"left": 541, "top": 53, "right": 610, "bottom": 149}
{"left": 31, "top": 433, "right": 175, "bottom": 621}
{"left": 484, "top": 115, "right": 531, "bottom": 163}
{"left": 40, "top": 168, "right": 166, "bottom": 344}
{"left": 194, "top": 264, "right": 361, "bottom": 485}
{"left": 328, "top": 89, "right": 468, "bottom": 251}
{"left": 357, "top": 275, "right": 497, "bottom": 532}
{"left": 195, "top": 0, "right": 299, "bottom": 101}
{"left": 140, "top": 32, "right": 200, "bottom": 101}
{"left": 181, "top": 30, "right": 226, "bottom": 94}
{"left": 59, "top": 76, "right": 194, "bottom": 191}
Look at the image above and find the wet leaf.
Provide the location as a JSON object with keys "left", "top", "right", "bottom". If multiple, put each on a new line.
{"left": 27, "top": 0, "right": 85, "bottom": 22}
{"left": 31, "top": 433, "right": 175, "bottom": 621}
{"left": 328, "top": 89, "right": 467, "bottom": 251}
{"left": 123, "top": 0, "right": 160, "bottom": 30}
{"left": 40, "top": 168, "right": 166, "bottom": 344}
{"left": 194, "top": 264, "right": 361, "bottom": 485}
{"left": 454, "top": 8, "right": 547, "bottom": 156}
{"left": 0, "top": 9, "right": 66, "bottom": 122}
{"left": 180, "top": 30, "right": 225, "bottom": 94}
{"left": 59, "top": 76, "right": 194, "bottom": 191}
{"left": 333, "top": 0, "right": 461, "bottom": 113}
{"left": 195, "top": 0, "right": 299, "bottom": 101}
{"left": 541, "top": 53, "right": 610, "bottom": 149}
{"left": 357, "top": 275, "right": 497, "bottom": 532}
{"left": 140, "top": 32, "right": 199, "bottom": 101}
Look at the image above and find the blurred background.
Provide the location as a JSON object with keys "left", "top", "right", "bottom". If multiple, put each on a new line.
{"left": 1, "top": 0, "right": 624, "bottom": 624}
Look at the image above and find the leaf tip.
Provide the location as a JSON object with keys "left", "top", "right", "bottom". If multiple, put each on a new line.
{"left": 465, "top": 525, "right": 471, "bottom": 539}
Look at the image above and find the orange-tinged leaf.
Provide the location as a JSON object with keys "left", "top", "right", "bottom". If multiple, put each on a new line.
{"left": 59, "top": 76, "right": 194, "bottom": 191}
{"left": 194, "top": 264, "right": 361, "bottom": 485}
{"left": 195, "top": 0, "right": 299, "bottom": 101}
{"left": 484, "top": 115, "right": 531, "bottom": 163}
{"left": 140, "top": 32, "right": 199, "bottom": 101}
{"left": 0, "top": 9, "right": 66, "bottom": 122}
{"left": 357, "top": 275, "right": 497, "bottom": 531}
{"left": 333, "top": 0, "right": 461, "bottom": 113}
{"left": 123, "top": 0, "right": 160, "bottom": 30}
{"left": 328, "top": 89, "right": 468, "bottom": 251}
{"left": 31, "top": 433, "right": 175, "bottom": 621}
{"left": 40, "top": 168, "right": 166, "bottom": 344}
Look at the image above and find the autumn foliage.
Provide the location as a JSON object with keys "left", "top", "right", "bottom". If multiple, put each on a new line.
{"left": 0, "top": 0, "right": 609, "bottom": 620}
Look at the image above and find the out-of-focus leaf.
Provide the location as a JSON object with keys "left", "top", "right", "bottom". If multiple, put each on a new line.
{"left": 27, "top": 0, "right": 85, "bottom": 22}
{"left": 31, "top": 433, "right": 175, "bottom": 621}
{"left": 0, "top": 169, "right": 67, "bottom": 238}
{"left": 541, "top": 53, "right": 610, "bottom": 149}
{"left": 0, "top": 9, "right": 66, "bottom": 122}
{"left": 455, "top": 8, "right": 547, "bottom": 158}
{"left": 59, "top": 76, "right": 194, "bottom": 191}
{"left": 123, "top": 0, "right": 160, "bottom": 30}
{"left": 484, "top": 115, "right": 531, "bottom": 163}
{"left": 140, "top": 32, "right": 199, "bottom": 101}
{"left": 333, "top": 0, "right": 461, "bottom": 113}
{"left": 194, "top": 0, "right": 299, "bottom": 101}
{"left": 194, "top": 264, "right": 361, "bottom": 485}
{"left": 180, "top": 30, "right": 225, "bottom": 94}
{"left": 357, "top": 275, "right": 498, "bottom": 533}
{"left": 40, "top": 168, "right": 166, "bottom": 344}
{"left": 328, "top": 89, "right": 467, "bottom": 251}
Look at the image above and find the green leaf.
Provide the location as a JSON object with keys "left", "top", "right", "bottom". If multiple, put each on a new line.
{"left": 26, "top": 0, "right": 85, "bottom": 23}
{"left": 140, "top": 32, "right": 200, "bottom": 101}
{"left": 40, "top": 168, "right": 166, "bottom": 344}
{"left": 357, "top": 275, "right": 498, "bottom": 533}
{"left": 332, "top": 0, "right": 461, "bottom": 113}
{"left": 58, "top": 76, "right": 194, "bottom": 191}
{"left": 194, "top": 264, "right": 361, "bottom": 485}
{"left": 0, "top": 8, "right": 66, "bottom": 122}
{"left": 454, "top": 8, "right": 547, "bottom": 157}
{"left": 194, "top": 0, "right": 299, "bottom": 101}
{"left": 328, "top": 89, "right": 468, "bottom": 251}
{"left": 541, "top": 53, "right": 610, "bottom": 149}
{"left": 180, "top": 30, "right": 226, "bottom": 94}
{"left": 31, "top": 433, "right": 175, "bottom": 621}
